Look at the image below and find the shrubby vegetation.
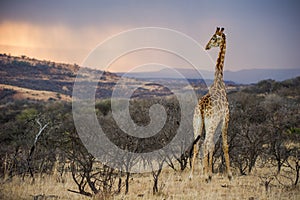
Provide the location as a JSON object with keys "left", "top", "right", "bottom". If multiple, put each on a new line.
{"left": 0, "top": 77, "right": 299, "bottom": 198}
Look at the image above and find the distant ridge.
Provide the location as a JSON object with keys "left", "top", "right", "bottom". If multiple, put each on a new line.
{"left": 224, "top": 68, "right": 300, "bottom": 84}
{"left": 118, "top": 68, "right": 300, "bottom": 84}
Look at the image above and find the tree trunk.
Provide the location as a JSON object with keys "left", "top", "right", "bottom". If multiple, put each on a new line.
{"left": 125, "top": 172, "right": 130, "bottom": 194}
{"left": 295, "top": 160, "right": 300, "bottom": 186}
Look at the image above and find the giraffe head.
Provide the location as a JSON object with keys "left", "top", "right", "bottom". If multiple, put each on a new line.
{"left": 205, "top": 27, "right": 225, "bottom": 50}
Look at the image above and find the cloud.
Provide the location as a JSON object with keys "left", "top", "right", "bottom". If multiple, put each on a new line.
{"left": 1, "top": 1, "right": 299, "bottom": 70}
{"left": 0, "top": 21, "right": 128, "bottom": 64}
{"left": 0, "top": 21, "right": 214, "bottom": 71}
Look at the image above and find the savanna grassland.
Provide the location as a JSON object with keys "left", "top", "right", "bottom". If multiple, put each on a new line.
{"left": 1, "top": 166, "right": 300, "bottom": 200}
{"left": 0, "top": 55, "right": 300, "bottom": 199}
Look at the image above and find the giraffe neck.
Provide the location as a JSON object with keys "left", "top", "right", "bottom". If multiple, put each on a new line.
{"left": 214, "top": 37, "right": 226, "bottom": 85}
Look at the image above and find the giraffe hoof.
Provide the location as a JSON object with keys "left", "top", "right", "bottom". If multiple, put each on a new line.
{"left": 205, "top": 175, "right": 212, "bottom": 183}
{"left": 228, "top": 173, "right": 233, "bottom": 181}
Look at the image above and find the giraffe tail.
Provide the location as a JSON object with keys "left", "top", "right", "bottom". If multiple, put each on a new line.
{"left": 193, "top": 110, "right": 204, "bottom": 139}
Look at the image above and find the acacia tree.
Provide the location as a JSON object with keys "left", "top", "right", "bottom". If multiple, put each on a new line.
{"left": 63, "top": 129, "right": 121, "bottom": 197}
{"left": 228, "top": 92, "right": 269, "bottom": 174}
{"left": 262, "top": 94, "right": 299, "bottom": 174}
{"left": 228, "top": 87, "right": 300, "bottom": 187}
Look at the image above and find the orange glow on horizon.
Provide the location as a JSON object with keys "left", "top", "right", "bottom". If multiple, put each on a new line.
{"left": 0, "top": 21, "right": 129, "bottom": 66}
{"left": 0, "top": 21, "right": 215, "bottom": 73}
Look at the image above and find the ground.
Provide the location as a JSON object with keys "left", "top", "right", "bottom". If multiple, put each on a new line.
{"left": 1, "top": 166, "right": 299, "bottom": 200}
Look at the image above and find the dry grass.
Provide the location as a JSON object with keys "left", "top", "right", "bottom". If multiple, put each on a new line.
{"left": 1, "top": 167, "right": 299, "bottom": 200}
{"left": 0, "top": 175, "right": 89, "bottom": 200}
{"left": 0, "top": 84, "right": 71, "bottom": 102}
{"left": 113, "top": 167, "right": 300, "bottom": 200}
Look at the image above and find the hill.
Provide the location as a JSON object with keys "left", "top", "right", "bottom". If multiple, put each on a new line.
{"left": 0, "top": 54, "right": 122, "bottom": 101}
{"left": 0, "top": 54, "right": 177, "bottom": 102}
{"left": 2, "top": 53, "right": 298, "bottom": 103}
{"left": 0, "top": 54, "right": 299, "bottom": 200}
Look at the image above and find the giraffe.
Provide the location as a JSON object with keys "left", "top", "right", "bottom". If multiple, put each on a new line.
{"left": 189, "top": 27, "right": 232, "bottom": 182}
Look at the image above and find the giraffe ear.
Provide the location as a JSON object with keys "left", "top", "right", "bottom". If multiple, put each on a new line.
{"left": 220, "top": 27, "right": 224, "bottom": 32}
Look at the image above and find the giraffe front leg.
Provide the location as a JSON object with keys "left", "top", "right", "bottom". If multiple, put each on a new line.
{"left": 222, "top": 116, "right": 232, "bottom": 180}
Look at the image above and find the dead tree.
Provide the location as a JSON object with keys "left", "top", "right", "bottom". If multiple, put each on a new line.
{"left": 24, "top": 119, "right": 48, "bottom": 182}
{"left": 152, "top": 160, "right": 164, "bottom": 194}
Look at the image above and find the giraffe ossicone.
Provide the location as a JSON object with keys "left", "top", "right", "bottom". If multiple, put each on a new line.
{"left": 189, "top": 27, "right": 232, "bottom": 182}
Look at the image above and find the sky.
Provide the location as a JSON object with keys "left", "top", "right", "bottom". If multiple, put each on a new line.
{"left": 0, "top": 0, "right": 300, "bottom": 72}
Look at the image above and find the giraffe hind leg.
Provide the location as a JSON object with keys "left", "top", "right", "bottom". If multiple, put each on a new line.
{"left": 202, "top": 141, "right": 209, "bottom": 182}
{"left": 189, "top": 141, "right": 199, "bottom": 179}
{"left": 203, "top": 120, "right": 218, "bottom": 183}
{"left": 207, "top": 145, "right": 215, "bottom": 183}
{"left": 203, "top": 137, "right": 215, "bottom": 183}
{"left": 189, "top": 112, "right": 203, "bottom": 179}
